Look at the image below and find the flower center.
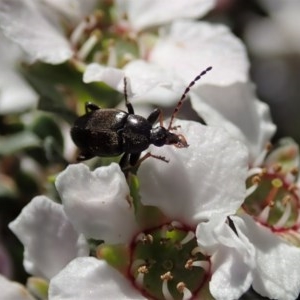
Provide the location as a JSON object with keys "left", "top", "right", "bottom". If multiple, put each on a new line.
{"left": 68, "top": 3, "right": 140, "bottom": 65}
{"left": 244, "top": 168, "right": 300, "bottom": 232}
{"left": 128, "top": 222, "right": 210, "bottom": 300}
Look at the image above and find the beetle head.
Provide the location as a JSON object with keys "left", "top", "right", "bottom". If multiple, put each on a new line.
{"left": 151, "top": 127, "right": 189, "bottom": 148}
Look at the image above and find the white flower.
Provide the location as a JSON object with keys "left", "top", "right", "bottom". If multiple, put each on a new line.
{"left": 47, "top": 120, "right": 253, "bottom": 300}
{"left": 0, "top": 32, "right": 38, "bottom": 114}
{"left": 0, "top": 0, "right": 100, "bottom": 64}
{"left": 55, "top": 163, "right": 138, "bottom": 244}
{"left": 0, "top": 0, "right": 74, "bottom": 64}
{"left": 0, "top": 0, "right": 215, "bottom": 65}
{"left": 9, "top": 196, "right": 89, "bottom": 280}
{"left": 138, "top": 121, "right": 248, "bottom": 226}
{"left": 233, "top": 215, "right": 300, "bottom": 300}
{"left": 49, "top": 257, "right": 145, "bottom": 300}
{"left": 245, "top": 0, "right": 300, "bottom": 56}
{"left": 196, "top": 216, "right": 255, "bottom": 300}
{"left": 232, "top": 139, "right": 300, "bottom": 300}
{"left": 115, "top": 0, "right": 217, "bottom": 31}
{"left": 8, "top": 161, "right": 137, "bottom": 281}
{"left": 148, "top": 20, "right": 276, "bottom": 161}
{"left": 0, "top": 274, "right": 34, "bottom": 300}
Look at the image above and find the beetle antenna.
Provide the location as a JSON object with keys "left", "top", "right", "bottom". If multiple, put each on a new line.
{"left": 123, "top": 77, "right": 128, "bottom": 105}
{"left": 123, "top": 77, "right": 135, "bottom": 114}
{"left": 167, "top": 66, "right": 212, "bottom": 130}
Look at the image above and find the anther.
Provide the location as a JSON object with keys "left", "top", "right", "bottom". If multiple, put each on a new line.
{"left": 161, "top": 271, "right": 173, "bottom": 281}
{"left": 185, "top": 259, "right": 210, "bottom": 271}
{"left": 288, "top": 184, "right": 298, "bottom": 192}
{"left": 177, "top": 282, "right": 193, "bottom": 300}
{"left": 161, "top": 272, "right": 174, "bottom": 300}
{"left": 185, "top": 259, "right": 194, "bottom": 270}
{"left": 272, "top": 163, "right": 282, "bottom": 173}
{"left": 138, "top": 265, "right": 149, "bottom": 274}
{"left": 252, "top": 175, "right": 261, "bottom": 185}
{"left": 291, "top": 167, "right": 299, "bottom": 176}
{"left": 246, "top": 174, "right": 264, "bottom": 198}
{"left": 282, "top": 195, "right": 292, "bottom": 206}
{"left": 160, "top": 237, "right": 170, "bottom": 245}
{"left": 135, "top": 233, "right": 153, "bottom": 244}
{"left": 266, "top": 142, "right": 273, "bottom": 151}
{"left": 130, "top": 259, "right": 146, "bottom": 275}
{"left": 247, "top": 167, "right": 265, "bottom": 178}
{"left": 135, "top": 265, "right": 149, "bottom": 288}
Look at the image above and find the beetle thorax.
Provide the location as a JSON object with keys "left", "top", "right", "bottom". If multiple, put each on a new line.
{"left": 122, "top": 115, "right": 152, "bottom": 153}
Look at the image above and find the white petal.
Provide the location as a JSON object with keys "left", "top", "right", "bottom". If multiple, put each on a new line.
{"left": 190, "top": 84, "right": 276, "bottom": 162}
{"left": 41, "top": 0, "right": 98, "bottom": 21}
{"left": 83, "top": 63, "right": 126, "bottom": 90}
{"left": 9, "top": 196, "right": 89, "bottom": 280}
{"left": 138, "top": 120, "right": 249, "bottom": 226}
{"left": 56, "top": 163, "right": 138, "bottom": 244}
{"left": 196, "top": 217, "right": 255, "bottom": 300}
{"left": 246, "top": 1, "right": 300, "bottom": 55}
{"left": 123, "top": 60, "right": 184, "bottom": 104}
{"left": 234, "top": 214, "right": 300, "bottom": 300}
{"left": 0, "top": 275, "right": 34, "bottom": 300}
{"left": 0, "top": 33, "right": 38, "bottom": 114}
{"left": 83, "top": 61, "right": 183, "bottom": 102}
{"left": 261, "top": 0, "right": 300, "bottom": 52}
{"left": 0, "top": 0, "right": 73, "bottom": 64}
{"left": 149, "top": 20, "right": 249, "bottom": 86}
{"left": 0, "top": 68, "right": 38, "bottom": 114}
{"left": 245, "top": 17, "right": 294, "bottom": 56}
{"left": 49, "top": 257, "right": 145, "bottom": 300}
{"left": 116, "top": 0, "right": 216, "bottom": 31}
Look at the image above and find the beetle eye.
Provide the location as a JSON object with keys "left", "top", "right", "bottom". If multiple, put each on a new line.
{"left": 175, "top": 134, "right": 189, "bottom": 148}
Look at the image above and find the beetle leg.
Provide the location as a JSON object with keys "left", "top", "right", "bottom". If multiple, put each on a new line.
{"left": 147, "top": 108, "right": 163, "bottom": 126}
{"left": 139, "top": 152, "right": 169, "bottom": 164}
{"left": 85, "top": 102, "right": 100, "bottom": 113}
{"left": 123, "top": 77, "right": 135, "bottom": 115}
{"left": 129, "top": 153, "right": 141, "bottom": 167}
{"left": 130, "top": 152, "right": 169, "bottom": 167}
{"left": 119, "top": 152, "right": 130, "bottom": 169}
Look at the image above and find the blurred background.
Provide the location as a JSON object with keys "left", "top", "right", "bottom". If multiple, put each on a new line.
{"left": 0, "top": 0, "right": 299, "bottom": 298}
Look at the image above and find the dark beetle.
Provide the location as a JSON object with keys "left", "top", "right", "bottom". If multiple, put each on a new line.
{"left": 71, "top": 66, "right": 212, "bottom": 168}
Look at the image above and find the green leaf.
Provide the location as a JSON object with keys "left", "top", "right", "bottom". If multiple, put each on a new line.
{"left": 21, "top": 62, "right": 122, "bottom": 123}
{"left": 0, "top": 131, "right": 41, "bottom": 156}
{"left": 29, "top": 115, "right": 64, "bottom": 151}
